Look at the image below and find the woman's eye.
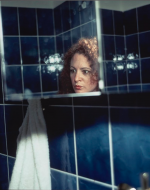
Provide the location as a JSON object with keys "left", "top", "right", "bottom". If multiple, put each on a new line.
{"left": 83, "top": 70, "right": 90, "bottom": 74}
{"left": 70, "top": 69, "right": 76, "bottom": 73}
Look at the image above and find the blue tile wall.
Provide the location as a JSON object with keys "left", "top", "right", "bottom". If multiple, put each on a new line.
{"left": 0, "top": 155, "right": 8, "bottom": 190}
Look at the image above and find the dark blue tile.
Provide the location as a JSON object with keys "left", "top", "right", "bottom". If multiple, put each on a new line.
{"left": 41, "top": 97, "right": 72, "bottom": 107}
{"left": 8, "top": 157, "right": 15, "bottom": 182}
{"left": 74, "top": 107, "right": 110, "bottom": 184}
{"left": 45, "top": 106, "right": 75, "bottom": 174}
{"left": 115, "top": 36, "right": 125, "bottom": 58}
{"left": 56, "top": 34, "right": 63, "bottom": 55}
{"left": 0, "top": 134, "right": 6, "bottom": 155}
{"left": 70, "top": 1, "right": 80, "bottom": 29}
{"left": 0, "top": 155, "right": 8, "bottom": 190}
{"left": 63, "top": 31, "right": 71, "bottom": 53}
{"left": 4, "top": 37, "right": 21, "bottom": 65}
{"left": 138, "top": 4, "right": 150, "bottom": 33}
{"left": 41, "top": 65, "right": 57, "bottom": 92}
{"left": 5, "top": 66, "right": 22, "bottom": 95}
{"left": 0, "top": 106, "right": 4, "bottom": 133}
{"left": 116, "top": 61, "right": 127, "bottom": 85}
{"left": 142, "top": 84, "right": 150, "bottom": 92}
{"left": 61, "top": 1, "right": 71, "bottom": 32}
{"left": 114, "top": 11, "right": 124, "bottom": 35}
{"left": 79, "top": 179, "right": 112, "bottom": 190}
{"left": 5, "top": 105, "right": 23, "bottom": 157}
{"left": 106, "top": 86, "right": 118, "bottom": 93}
{"left": 0, "top": 65, "right": 3, "bottom": 104}
{"left": 111, "top": 108, "right": 150, "bottom": 188}
{"left": 118, "top": 85, "right": 128, "bottom": 92}
{"left": 19, "top": 8, "right": 37, "bottom": 35}
{"left": 127, "top": 60, "right": 140, "bottom": 84}
{"left": 124, "top": 9, "right": 137, "bottom": 35}
{"left": 21, "top": 37, "right": 39, "bottom": 64}
{"left": 71, "top": 27, "right": 81, "bottom": 45}
{"left": 128, "top": 84, "right": 141, "bottom": 92}
{"left": 37, "top": 8, "right": 54, "bottom": 36}
{"left": 4, "top": 99, "right": 22, "bottom": 105}
{"left": 103, "top": 35, "right": 115, "bottom": 60}
{"left": 39, "top": 37, "right": 55, "bottom": 64}
{"left": 23, "top": 66, "right": 41, "bottom": 94}
{"left": 139, "top": 32, "right": 150, "bottom": 58}
{"left": 80, "top": 1, "right": 95, "bottom": 25}
{"left": 141, "top": 58, "right": 150, "bottom": 83}
{"left": 51, "top": 170, "right": 77, "bottom": 190}
{"left": 105, "top": 61, "right": 117, "bottom": 86}
{"left": 54, "top": 5, "right": 62, "bottom": 35}
{"left": 81, "top": 22, "right": 93, "bottom": 38}
{"left": 101, "top": 9, "right": 114, "bottom": 35}
{"left": 2, "top": 7, "right": 18, "bottom": 35}
{"left": 126, "top": 34, "right": 139, "bottom": 59}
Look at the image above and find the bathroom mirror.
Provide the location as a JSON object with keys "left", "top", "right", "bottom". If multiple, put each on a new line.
{"left": 0, "top": 1, "right": 150, "bottom": 101}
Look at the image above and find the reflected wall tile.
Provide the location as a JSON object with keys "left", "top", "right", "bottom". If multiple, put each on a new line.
{"left": 142, "top": 84, "right": 150, "bottom": 92}
{"left": 0, "top": 65, "right": 3, "bottom": 104}
{"left": 127, "top": 60, "right": 140, "bottom": 84}
{"left": 79, "top": 179, "right": 112, "bottom": 190}
{"left": 81, "top": 22, "right": 93, "bottom": 38}
{"left": 101, "top": 9, "right": 113, "bottom": 35}
{"left": 116, "top": 61, "right": 127, "bottom": 85}
{"left": 41, "top": 65, "right": 57, "bottom": 92}
{"left": 0, "top": 106, "right": 4, "bottom": 134}
{"left": 0, "top": 155, "right": 8, "bottom": 190}
{"left": 5, "top": 105, "right": 23, "bottom": 157}
{"left": 138, "top": 4, "right": 150, "bottom": 33}
{"left": 126, "top": 34, "right": 139, "bottom": 59}
{"left": 124, "top": 9, "right": 137, "bottom": 35}
{"left": 139, "top": 32, "right": 150, "bottom": 58}
{"left": 54, "top": 5, "right": 62, "bottom": 35}
{"left": 51, "top": 170, "right": 77, "bottom": 190}
{"left": 63, "top": 31, "right": 71, "bottom": 53}
{"left": 0, "top": 135, "right": 6, "bottom": 155}
{"left": 103, "top": 35, "right": 115, "bottom": 60}
{"left": 2, "top": 7, "right": 18, "bottom": 35}
{"left": 4, "top": 37, "right": 21, "bottom": 65}
{"left": 111, "top": 108, "right": 150, "bottom": 188}
{"left": 23, "top": 66, "right": 41, "bottom": 93}
{"left": 141, "top": 58, "right": 150, "bottom": 83}
{"left": 19, "top": 8, "right": 37, "bottom": 36}
{"left": 8, "top": 157, "right": 15, "bottom": 182}
{"left": 39, "top": 37, "right": 55, "bottom": 63}
{"left": 5, "top": 66, "right": 22, "bottom": 95}
{"left": 118, "top": 85, "right": 128, "bottom": 93}
{"left": 44, "top": 106, "right": 75, "bottom": 174}
{"left": 61, "top": 1, "right": 71, "bottom": 32}
{"left": 115, "top": 36, "right": 125, "bottom": 57}
{"left": 21, "top": 37, "right": 38, "bottom": 64}
{"left": 74, "top": 107, "right": 110, "bottom": 183}
{"left": 70, "top": 1, "right": 80, "bottom": 29}
{"left": 71, "top": 27, "right": 81, "bottom": 45}
{"left": 56, "top": 34, "right": 63, "bottom": 55}
{"left": 105, "top": 61, "right": 117, "bottom": 86}
{"left": 114, "top": 11, "right": 124, "bottom": 35}
{"left": 128, "top": 84, "right": 141, "bottom": 92}
{"left": 37, "top": 9, "right": 54, "bottom": 36}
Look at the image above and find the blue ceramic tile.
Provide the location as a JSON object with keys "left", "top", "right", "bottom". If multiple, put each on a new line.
{"left": 115, "top": 36, "right": 125, "bottom": 58}
{"left": 5, "top": 105, "right": 23, "bottom": 157}
{"left": 126, "top": 34, "right": 139, "bottom": 59}
{"left": 8, "top": 157, "right": 15, "bottom": 182}
{"left": 0, "top": 106, "right": 4, "bottom": 133}
{"left": 0, "top": 65, "right": 3, "bottom": 104}
{"left": 118, "top": 85, "right": 128, "bottom": 92}
{"left": 141, "top": 58, "right": 150, "bottom": 83}
{"left": 142, "top": 84, "right": 150, "bottom": 92}
{"left": 127, "top": 60, "right": 140, "bottom": 84}
{"left": 21, "top": 37, "right": 39, "bottom": 64}
{"left": 101, "top": 9, "right": 114, "bottom": 35}
{"left": 23, "top": 66, "right": 41, "bottom": 93}
{"left": 138, "top": 4, "right": 150, "bottom": 33}
{"left": 41, "top": 65, "right": 57, "bottom": 92}
{"left": 114, "top": 11, "right": 124, "bottom": 35}
{"left": 0, "top": 155, "right": 8, "bottom": 190}
{"left": 19, "top": 8, "right": 37, "bottom": 35}
{"left": 139, "top": 32, "right": 150, "bottom": 58}
{"left": 61, "top": 1, "right": 71, "bottom": 32}
{"left": 39, "top": 37, "right": 55, "bottom": 63}
{"left": 45, "top": 106, "right": 75, "bottom": 174}
{"left": 81, "top": 22, "right": 93, "bottom": 38}
{"left": 56, "top": 34, "right": 63, "bottom": 55}
{"left": 2, "top": 7, "right": 18, "bottom": 35}
{"left": 79, "top": 179, "right": 112, "bottom": 190}
{"left": 37, "top": 8, "right": 54, "bottom": 36}
{"left": 5, "top": 66, "right": 22, "bottom": 95}
{"left": 106, "top": 86, "right": 118, "bottom": 93}
{"left": 0, "top": 134, "right": 6, "bottom": 154}
{"left": 51, "top": 170, "right": 77, "bottom": 190}
{"left": 103, "top": 35, "right": 115, "bottom": 60}
{"left": 80, "top": 1, "right": 95, "bottom": 25}
{"left": 128, "top": 84, "right": 141, "bottom": 92}
{"left": 116, "top": 61, "right": 127, "bottom": 85}
{"left": 70, "top": 1, "right": 80, "bottom": 29}
{"left": 124, "top": 9, "right": 137, "bottom": 35}
{"left": 111, "top": 108, "right": 150, "bottom": 188}
{"left": 63, "top": 31, "right": 71, "bottom": 53}
{"left": 54, "top": 5, "right": 62, "bottom": 35}
{"left": 71, "top": 27, "right": 81, "bottom": 45}
{"left": 4, "top": 37, "right": 21, "bottom": 65}
{"left": 74, "top": 107, "right": 110, "bottom": 183}
{"left": 105, "top": 61, "right": 117, "bottom": 86}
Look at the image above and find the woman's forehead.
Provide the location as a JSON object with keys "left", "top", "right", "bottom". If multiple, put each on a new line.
{"left": 70, "top": 53, "right": 91, "bottom": 68}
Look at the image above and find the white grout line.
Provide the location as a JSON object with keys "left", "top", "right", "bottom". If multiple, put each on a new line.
{"left": 0, "top": 152, "right": 7, "bottom": 157}
{"left": 8, "top": 155, "right": 15, "bottom": 159}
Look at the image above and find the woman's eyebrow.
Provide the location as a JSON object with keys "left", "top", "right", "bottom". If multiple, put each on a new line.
{"left": 81, "top": 67, "right": 91, "bottom": 70}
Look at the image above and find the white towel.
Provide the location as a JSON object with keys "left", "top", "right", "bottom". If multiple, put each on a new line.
{"left": 9, "top": 99, "right": 51, "bottom": 190}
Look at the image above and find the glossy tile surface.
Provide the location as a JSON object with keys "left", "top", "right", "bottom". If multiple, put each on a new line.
{"left": 127, "top": 60, "right": 140, "bottom": 84}
{"left": 63, "top": 31, "right": 71, "bottom": 53}
{"left": 141, "top": 58, "right": 150, "bottom": 83}
{"left": 56, "top": 34, "right": 63, "bottom": 55}
{"left": 126, "top": 34, "right": 139, "bottom": 59}
{"left": 70, "top": 1, "right": 80, "bottom": 29}
{"left": 61, "top": 1, "right": 71, "bottom": 32}
{"left": 81, "top": 22, "right": 93, "bottom": 38}
{"left": 101, "top": 9, "right": 113, "bottom": 35}
{"left": 114, "top": 11, "right": 124, "bottom": 35}
{"left": 105, "top": 61, "right": 117, "bottom": 86}
{"left": 71, "top": 27, "right": 81, "bottom": 44}
{"left": 139, "top": 32, "right": 150, "bottom": 58}
{"left": 0, "top": 106, "right": 6, "bottom": 154}
{"left": 0, "top": 155, "right": 8, "bottom": 190}
{"left": 103, "top": 36, "right": 115, "bottom": 61}
{"left": 54, "top": 5, "right": 62, "bottom": 35}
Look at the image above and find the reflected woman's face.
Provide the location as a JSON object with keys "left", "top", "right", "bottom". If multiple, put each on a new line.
{"left": 70, "top": 53, "right": 98, "bottom": 93}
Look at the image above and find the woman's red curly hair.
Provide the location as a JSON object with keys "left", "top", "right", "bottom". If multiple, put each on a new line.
{"left": 59, "top": 37, "right": 99, "bottom": 94}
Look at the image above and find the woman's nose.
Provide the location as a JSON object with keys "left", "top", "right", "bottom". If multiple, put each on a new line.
{"left": 74, "top": 71, "right": 81, "bottom": 82}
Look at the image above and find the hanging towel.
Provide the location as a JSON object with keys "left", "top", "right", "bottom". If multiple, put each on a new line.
{"left": 9, "top": 99, "right": 51, "bottom": 190}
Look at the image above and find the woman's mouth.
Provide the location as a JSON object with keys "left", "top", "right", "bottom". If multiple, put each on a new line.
{"left": 75, "top": 85, "right": 82, "bottom": 90}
